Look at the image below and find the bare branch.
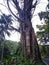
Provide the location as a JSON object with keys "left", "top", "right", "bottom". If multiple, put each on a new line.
{"left": 7, "top": 0, "right": 23, "bottom": 23}
{"left": 31, "top": 0, "right": 40, "bottom": 17}
{"left": 12, "top": 0, "right": 21, "bottom": 12}
{"left": 10, "top": 1, "right": 18, "bottom": 11}
{"left": 9, "top": 26, "right": 20, "bottom": 32}
{"left": 24, "top": 0, "right": 37, "bottom": 13}
{"left": 32, "top": 0, "right": 38, "bottom": 8}
{"left": 0, "top": 3, "right": 7, "bottom": 8}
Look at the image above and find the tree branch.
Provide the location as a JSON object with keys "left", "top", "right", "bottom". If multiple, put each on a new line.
{"left": 0, "top": 3, "right": 7, "bottom": 8}
{"left": 8, "top": 26, "right": 20, "bottom": 32}
{"left": 24, "top": 0, "right": 33, "bottom": 10}
{"left": 12, "top": 0, "right": 21, "bottom": 12}
{"left": 7, "top": 0, "right": 23, "bottom": 23}
{"left": 32, "top": 0, "right": 38, "bottom": 8}
{"left": 31, "top": 0, "right": 39, "bottom": 17}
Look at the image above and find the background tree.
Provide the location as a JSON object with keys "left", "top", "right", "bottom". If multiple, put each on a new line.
{"left": 37, "top": 0, "right": 49, "bottom": 44}
{"left": 36, "top": 20, "right": 49, "bottom": 44}
{"left": 0, "top": 13, "right": 17, "bottom": 61}
{"left": 5, "top": 0, "right": 42, "bottom": 62}
{"left": 36, "top": 0, "right": 49, "bottom": 58}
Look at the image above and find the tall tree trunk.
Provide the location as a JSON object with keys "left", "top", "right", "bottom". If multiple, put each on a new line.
{"left": 20, "top": 20, "right": 41, "bottom": 60}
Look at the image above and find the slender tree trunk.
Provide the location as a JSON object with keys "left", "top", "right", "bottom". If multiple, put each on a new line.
{"left": 1, "top": 41, "right": 4, "bottom": 61}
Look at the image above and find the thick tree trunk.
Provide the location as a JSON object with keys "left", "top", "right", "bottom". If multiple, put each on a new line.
{"left": 20, "top": 21, "right": 41, "bottom": 60}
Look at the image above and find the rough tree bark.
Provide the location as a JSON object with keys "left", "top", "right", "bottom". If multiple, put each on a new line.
{"left": 20, "top": 19, "right": 41, "bottom": 60}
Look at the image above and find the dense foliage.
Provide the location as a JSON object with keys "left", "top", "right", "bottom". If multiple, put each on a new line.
{"left": 36, "top": 0, "right": 49, "bottom": 44}
{"left": 0, "top": 40, "right": 46, "bottom": 65}
{"left": 15, "top": 42, "right": 46, "bottom": 65}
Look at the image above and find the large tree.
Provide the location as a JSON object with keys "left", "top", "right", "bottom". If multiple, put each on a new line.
{"left": 6, "top": 0, "right": 41, "bottom": 61}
